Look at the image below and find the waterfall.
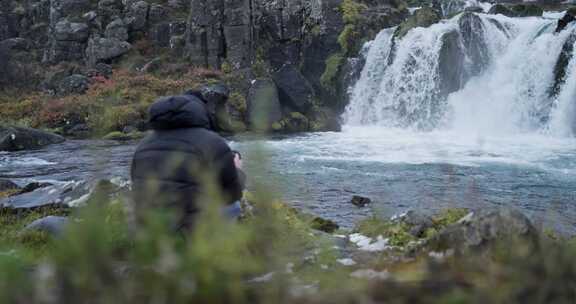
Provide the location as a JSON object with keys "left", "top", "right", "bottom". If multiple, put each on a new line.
{"left": 344, "top": 12, "right": 576, "bottom": 137}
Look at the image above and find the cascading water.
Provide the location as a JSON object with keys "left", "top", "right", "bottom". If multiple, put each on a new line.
{"left": 345, "top": 12, "right": 576, "bottom": 137}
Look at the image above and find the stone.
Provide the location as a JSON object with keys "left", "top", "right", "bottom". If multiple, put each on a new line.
{"left": 272, "top": 112, "right": 310, "bottom": 133}
{"left": 247, "top": 79, "right": 282, "bottom": 131}
{"left": 0, "top": 179, "right": 20, "bottom": 192}
{"left": 393, "top": 210, "right": 434, "bottom": 238}
{"left": 148, "top": 4, "right": 169, "bottom": 25}
{"left": 124, "top": 1, "right": 149, "bottom": 31}
{"left": 459, "top": 12, "right": 489, "bottom": 77}
{"left": 555, "top": 10, "right": 576, "bottom": 33}
{"left": 54, "top": 20, "right": 90, "bottom": 42}
{"left": 273, "top": 65, "right": 316, "bottom": 113}
{"left": 424, "top": 209, "right": 539, "bottom": 253}
{"left": 105, "top": 18, "right": 128, "bottom": 41}
{"left": 44, "top": 39, "right": 86, "bottom": 63}
{"left": 551, "top": 32, "right": 576, "bottom": 98}
{"left": 488, "top": 4, "right": 513, "bottom": 17}
{"left": 56, "top": 74, "right": 90, "bottom": 95}
{"left": 0, "top": 179, "right": 124, "bottom": 210}
{"left": 351, "top": 195, "right": 372, "bottom": 208}
{"left": 394, "top": 7, "right": 441, "bottom": 40}
{"left": 0, "top": 126, "right": 65, "bottom": 152}
{"left": 17, "top": 182, "right": 53, "bottom": 195}
{"left": 201, "top": 83, "right": 231, "bottom": 106}
{"left": 86, "top": 37, "right": 131, "bottom": 64}
{"left": 311, "top": 217, "right": 339, "bottom": 233}
{"left": 509, "top": 4, "right": 543, "bottom": 17}
{"left": 438, "top": 29, "right": 466, "bottom": 97}
{"left": 464, "top": 6, "right": 484, "bottom": 13}
{"left": 23, "top": 216, "right": 70, "bottom": 237}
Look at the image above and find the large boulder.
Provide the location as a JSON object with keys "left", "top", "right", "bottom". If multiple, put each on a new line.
{"left": 272, "top": 64, "right": 316, "bottom": 113}
{"left": 86, "top": 37, "right": 131, "bottom": 64}
{"left": 56, "top": 74, "right": 90, "bottom": 95}
{"left": 247, "top": 79, "right": 282, "bottom": 131}
{"left": 54, "top": 20, "right": 90, "bottom": 42}
{"left": 104, "top": 18, "right": 128, "bottom": 41}
{"left": 23, "top": 216, "right": 70, "bottom": 237}
{"left": 0, "top": 126, "right": 65, "bottom": 151}
{"left": 488, "top": 4, "right": 514, "bottom": 16}
{"left": 438, "top": 30, "right": 466, "bottom": 97}
{"left": 124, "top": 1, "right": 149, "bottom": 31}
{"left": 459, "top": 12, "right": 489, "bottom": 77}
{"left": 394, "top": 7, "right": 441, "bottom": 40}
{"left": 424, "top": 209, "right": 539, "bottom": 253}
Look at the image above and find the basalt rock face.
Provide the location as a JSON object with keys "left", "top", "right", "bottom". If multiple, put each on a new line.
{"left": 0, "top": 0, "right": 409, "bottom": 133}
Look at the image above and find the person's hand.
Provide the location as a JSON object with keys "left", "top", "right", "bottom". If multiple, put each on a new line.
{"left": 234, "top": 153, "right": 243, "bottom": 169}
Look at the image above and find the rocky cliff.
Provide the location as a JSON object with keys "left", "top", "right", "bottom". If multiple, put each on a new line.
{"left": 0, "top": 0, "right": 408, "bottom": 135}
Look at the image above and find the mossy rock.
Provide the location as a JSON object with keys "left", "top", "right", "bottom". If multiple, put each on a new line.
{"left": 272, "top": 112, "right": 310, "bottom": 133}
{"left": 509, "top": 4, "right": 543, "bottom": 17}
{"left": 102, "top": 131, "right": 144, "bottom": 141}
{"left": 488, "top": 4, "right": 514, "bottom": 17}
{"left": 311, "top": 217, "right": 339, "bottom": 234}
{"left": 394, "top": 7, "right": 441, "bottom": 40}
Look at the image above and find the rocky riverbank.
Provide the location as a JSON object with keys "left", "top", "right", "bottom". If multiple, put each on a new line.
{"left": 0, "top": 175, "right": 574, "bottom": 303}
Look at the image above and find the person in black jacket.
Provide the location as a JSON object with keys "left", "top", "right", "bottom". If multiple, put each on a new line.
{"left": 130, "top": 92, "right": 243, "bottom": 232}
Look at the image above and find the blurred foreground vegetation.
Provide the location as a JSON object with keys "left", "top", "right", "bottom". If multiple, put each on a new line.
{"left": 1, "top": 183, "right": 576, "bottom": 304}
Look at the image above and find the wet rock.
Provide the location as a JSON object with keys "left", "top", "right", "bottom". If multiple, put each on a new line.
{"left": 464, "top": 6, "right": 483, "bottom": 13}
{"left": 54, "top": 20, "right": 90, "bottom": 42}
{"left": 311, "top": 217, "right": 339, "bottom": 233}
{"left": 273, "top": 65, "right": 316, "bottom": 113}
{"left": 0, "top": 179, "right": 20, "bottom": 192}
{"left": 247, "top": 79, "right": 282, "bottom": 131}
{"left": 555, "top": 8, "right": 576, "bottom": 33}
{"left": 551, "top": 32, "right": 576, "bottom": 98}
{"left": 438, "top": 29, "right": 466, "bottom": 97}
{"left": 64, "top": 123, "right": 92, "bottom": 138}
{"left": 394, "top": 7, "right": 441, "bottom": 40}
{"left": 56, "top": 74, "right": 90, "bottom": 95}
{"left": 23, "top": 216, "right": 70, "bottom": 237}
{"left": 351, "top": 195, "right": 372, "bottom": 208}
{"left": 488, "top": 4, "right": 513, "bottom": 17}
{"left": 0, "top": 127, "right": 65, "bottom": 152}
{"left": 105, "top": 18, "right": 128, "bottom": 41}
{"left": 0, "top": 179, "right": 126, "bottom": 210}
{"left": 86, "top": 37, "right": 131, "bottom": 64}
{"left": 509, "top": 4, "right": 543, "bottom": 17}
{"left": 272, "top": 112, "right": 310, "bottom": 133}
{"left": 424, "top": 209, "right": 539, "bottom": 253}
{"left": 459, "top": 12, "right": 489, "bottom": 77}
{"left": 17, "top": 182, "right": 53, "bottom": 195}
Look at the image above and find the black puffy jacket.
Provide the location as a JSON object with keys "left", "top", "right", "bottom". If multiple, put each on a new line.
{"left": 130, "top": 94, "right": 242, "bottom": 231}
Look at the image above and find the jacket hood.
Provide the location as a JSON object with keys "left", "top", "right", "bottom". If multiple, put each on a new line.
{"left": 148, "top": 95, "right": 212, "bottom": 130}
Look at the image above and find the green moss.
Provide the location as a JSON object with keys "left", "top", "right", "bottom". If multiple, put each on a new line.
{"left": 338, "top": 24, "right": 359, "bottom": 56}
{"left": 432, "top": 208, "right": 470, "bottom": 229}
{"left": 221, "top": 61, "right": 233, "bottom": 74}
{"left": 341, "top": 0, "right": 366, "bottom": 24}
{"left": 394, "top": 7, "right": 441, "bottom": 40}
{"left": 228, "top": 92, "right": 247, "bottom": 114}
{"left": 320, "top": 53, "right": 345, "bottom": 93}
{"left": 102, "top": 131, "right": 144, "bottom": 141}
{"left": 355, "top": 217, "right": 417, "bottom": 247}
